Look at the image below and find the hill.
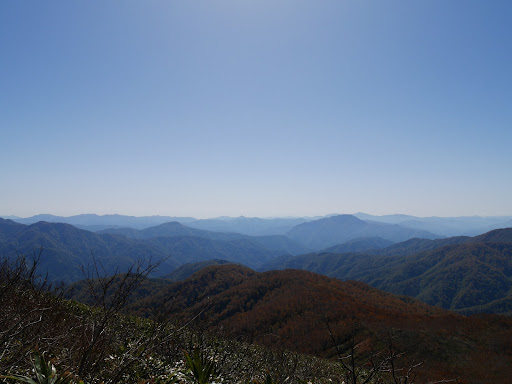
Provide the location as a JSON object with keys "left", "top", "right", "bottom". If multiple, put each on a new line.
{"left": 286, "top": 214, "right": 439, "bottom": 250}
{"left": 265, "top": 228, "right": 512, "bottom": 314}
{"left": 1, "top": 254, "right": 348, "bottom": 383}
{"left": 14, "top": 253, "right": 512, "bottom": 383}
{"left": 371, "top": 242, "right": 512, "bottom": 312}
{"left": 126, "top": 265, "right": 512, "bottom": 383}
{"left": 161, "top": 259, "right": 235, "bottom": 281}
{"left": 372, "top": 227, "right": 512, "bottom": 258}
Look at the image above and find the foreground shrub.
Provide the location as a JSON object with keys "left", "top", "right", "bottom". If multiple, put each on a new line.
{"left": 1, "top": 352, "right": 80, "bottom": 384}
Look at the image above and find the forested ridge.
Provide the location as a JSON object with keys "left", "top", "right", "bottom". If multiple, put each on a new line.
{"left": 122, "top": 265, "right": 512, "bottom": 383}
{"left": 266, "top": 228, "right": 512, "bottom": 314}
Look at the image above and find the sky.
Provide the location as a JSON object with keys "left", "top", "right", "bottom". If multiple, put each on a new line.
{"left": 1, "top": 1, "right": 511, "bottom": 219}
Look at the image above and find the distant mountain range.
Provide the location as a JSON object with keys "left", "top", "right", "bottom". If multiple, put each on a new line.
{"left": 3, "top": 212, "right": 512, "bottom": 315}
{"left": 7, "top": 213, "right": 197, "bottom": 230}
{"left": 2, "top": 213, "right": 437, "bottom": 283}
{"left": 354, "top": 212, "right": 512, "bottom": 236}
{"left": 98, "top": 221, "right": 309, "bottom": 255}
{"left": 185, "top": 216, "right": 313, "bottom": 236}
{"left": 0, "top": 219, "right": 179, "bottom": 282}
{"left": 0, "top": 219, "right": 295, "bottom": 282}
{"left": 4, "top": 213, "right": 312, "bottom": 234}
{"left": 6, "top": 212, "right": 512, "bottom": 237}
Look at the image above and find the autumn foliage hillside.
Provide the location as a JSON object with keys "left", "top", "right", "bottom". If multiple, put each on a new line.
{"left": 127, "top": 265, "right": 512, "bottom": 383}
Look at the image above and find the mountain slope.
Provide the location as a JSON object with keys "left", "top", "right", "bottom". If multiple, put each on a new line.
{"left": 372, "top": 242, "right": 512, "bottom": 311}
{"left": 0, "top": 218, "right": 25, "bottom": 241}
{"left": 472, "top": 227, "right": 512, "bottom": 243}
{"left": 125, "top": 265, "right": 512, "bottom": 383}
{"left": 161, "top": 259, "right": 235, "bottom": 281}
{"left": 265, "top": 228, "right": 512, "bottom": 314}
{"left": 322, "top": 237, "right": 394, "bottom": 253}
{"left": 286, "top": 214, "right": 439, "bottom": 250}
{"left": 376, "top": 236, "right": 470, "bottom": 257}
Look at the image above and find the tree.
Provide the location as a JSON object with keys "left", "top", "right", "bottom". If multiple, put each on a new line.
{"left": 72, "top": 255, "right": 162, "bottom": 380}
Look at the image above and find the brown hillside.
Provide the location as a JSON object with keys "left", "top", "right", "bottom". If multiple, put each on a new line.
{"left": 128, "top": 265, "right": 512, "bottom": 383}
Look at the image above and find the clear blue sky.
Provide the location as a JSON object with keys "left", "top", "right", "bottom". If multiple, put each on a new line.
{"left": 1, "top": 1, "right": 511, "bottom": 218}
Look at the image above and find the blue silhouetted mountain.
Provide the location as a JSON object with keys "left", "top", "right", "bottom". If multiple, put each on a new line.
{"left": 10, "top": 213, "right": 312, "bottom": 234}
{"left": 185, "top": 216, "right": 312, "bottom": 236}
{"left": 99, "top": 221, "right": 309, "bottom": 256}
{"left": 286, "top": 214, "right": 439, "bottom": 250}
{"left": 0, "top": 220, "right": 298, "bottom": 283}
{"left": 10, "top": 212, "right": 512, "bottom": 237}
{"left": 0, "top": 220, "right": 178, "bottom": 282}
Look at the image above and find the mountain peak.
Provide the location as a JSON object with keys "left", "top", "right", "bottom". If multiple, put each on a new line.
{"left": 329, "top": 214, "right": 364, "bottom": 223}
{"left": 287, "top": 214, "right": 438, "bottom": 250}
{"left": 154, "top": 221, "right": 187, "bottom": 228}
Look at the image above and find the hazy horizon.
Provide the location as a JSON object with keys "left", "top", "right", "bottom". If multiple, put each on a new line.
{"left": 2, "top": 1, "right": 511, "bottom": 218}
{"left": 3, "top": 211, "right": 512, "bottom": 221}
